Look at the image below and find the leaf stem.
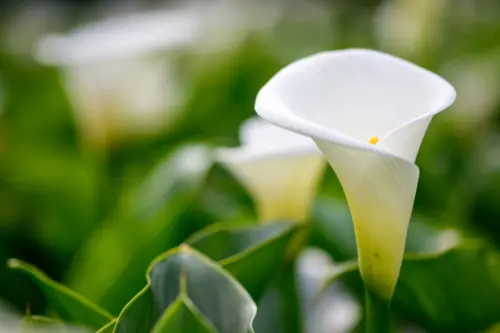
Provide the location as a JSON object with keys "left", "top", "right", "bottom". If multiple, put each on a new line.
{"left": 365, "top": 288, "right": 390, "bottom": 333}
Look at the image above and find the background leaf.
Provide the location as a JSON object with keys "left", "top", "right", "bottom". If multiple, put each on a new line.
{"left": 8, "top": 259, "right": 113, "bottom": 330}
{"left": 187, "top": 221, "right": 302, "bottom": 300}
{"left": 113, "top": 288, "right": 158, "bottom": 333}
{"left": 313, "top": 196, "right": 500, "bottom": 332}
{"left": 396, "top": 244, "right": 500, "bottom": 333}
{"left": 66, "top": 144, "right": 214, "bottom": 314}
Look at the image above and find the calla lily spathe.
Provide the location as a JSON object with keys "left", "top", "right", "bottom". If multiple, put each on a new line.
{"left": 216, "top": 117, "right": 326, "bottom": 222}
{"left": 35, "top": 9, "right": 201, "bottom": 147}
{"left": 255, "top": 49, "right": 456, "bottom": 299}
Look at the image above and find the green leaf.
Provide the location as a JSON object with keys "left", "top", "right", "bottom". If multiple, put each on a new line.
{"left": 186, "top": 221, "right": 307, "bottom": 333}
{"left": 313, "top": 196, "right": 500, "bottom": 333}
{"left": 319, "top": 246, "right": 500, "bottom": 333}
{"left": 396, "top": 244, "right": 500, "bottom": 333}
{"left": 113, "top": 287, "right": 157, "bottom": 332}
{"left": 151, "top": 297, "right": 216, "bottom": 333}
{"left": 114, "top": 246, "right": 256, "bottom": 333}
{"left": 187, "top": 221, "right": 303, "bottom": 301}
{"left": 7, "top": 259, "right": 114, "bottom": 330}
{"left": 66, "top": 145, "right": 214, "bottom": 314}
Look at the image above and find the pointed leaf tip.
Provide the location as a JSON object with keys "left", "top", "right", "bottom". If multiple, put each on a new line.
{"left": 7, "top": 258, "right": 21, "bottom": 268}
{"left": 151, "top": 298, "right": 216, "bottom": 333}
{"left": 8, "top": 259, "right": 114, "bottom": 329}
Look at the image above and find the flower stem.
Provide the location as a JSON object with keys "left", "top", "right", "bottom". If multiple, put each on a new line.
{"left": 365, "top": 288, "right": 390, "bottom": 333}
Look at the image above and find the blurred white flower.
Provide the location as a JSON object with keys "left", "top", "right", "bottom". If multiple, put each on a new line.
{"left": 34, "top": 9, "right": 201, "bottom": 147}
{"left": 297, "top": 249, "right": 360, "bottom": 333}
{"left": 33, "top": 0, "right": 286, "bottom": 148}
{"left": 0, "top": 303, "right": 20, "bottom": 333}
{"left": 263, "top": 0, "right": 336, "bottom": 63}
{"left": 374, "top": 0, "right": 448, "bottom": 57}
{"left": 187, "top": 0, "right": 282, "bottom": 55}
{"left": 255, "top": 49, "right": 456, "bottom": 299}
{"left": 216, "top": 117, "right": 325, "bottom": 222}
{"left": 442, "top": 57, "right": 500, "bottom": 132}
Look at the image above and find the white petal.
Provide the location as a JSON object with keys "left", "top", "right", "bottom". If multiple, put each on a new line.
{"left": 35, "top": 9, "right": 200, "bottom": 65}
{"left": 233, "top": 117, "right": 321, "bottom": 161}
{"left": 62, "top": 57, "right": 182, "bottom": 143}
{"left": 255, "top": 48, "right": 456, "bottom": 162}
{"left": 377, "top": 117, "right": 431, "bottom": 162}
{"left": 255, "top": 49, "right": 456, "bottom": 298}
{"left": 315, "top": 139, "right": 418, "bottom": 298}
{"left": 220, "top": 154, "right": 325, "bottom": 222}
{"left": 216, "top": 118, "right": 325, "bottom": 221}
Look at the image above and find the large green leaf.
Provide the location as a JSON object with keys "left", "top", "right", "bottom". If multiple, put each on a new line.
{"left": 7, "top": 259, "right": 113, "bottom": 330}
{"left": 187, "top": 221, "right": 303, "bottom": 300}
{"left": 320, "top": 245, "right": 500, "bottom": 333}
{"left": 66, "top": 145, "right": 214, "bottom": 314}
{"left": 397, "top": 244, "right": 500, "bottom": 333}
{"left": 186, "top": 221, "right": 305, "bottom": 333}
{"left": 313, "top": 196, "right": 500, "bottom": 333}
{"left": 114, "top": 246, "right": 256, "bottom": 333}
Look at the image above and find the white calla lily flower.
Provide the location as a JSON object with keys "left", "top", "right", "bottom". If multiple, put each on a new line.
{"left": 34, "top": 9, "right": 201, "bottom": 147}
{"left": 255, "top": 49, "right": 456, "bottom": 299}
{"left": 216, "top": 117, "right": 326, "bottom": 222}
